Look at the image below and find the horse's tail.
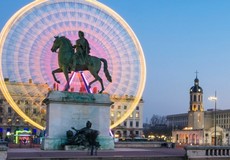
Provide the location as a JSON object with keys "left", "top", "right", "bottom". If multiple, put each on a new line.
{"left": 100, "top": 58, "right": 112, "bottom": 82}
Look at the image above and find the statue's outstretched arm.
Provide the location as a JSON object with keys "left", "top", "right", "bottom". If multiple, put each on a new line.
{"left": 71, "top": 127, "right": 78, "bottom": 132}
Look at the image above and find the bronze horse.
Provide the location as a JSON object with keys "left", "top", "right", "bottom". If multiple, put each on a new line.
{"left": 51, "top": 36, "right": 112, "bottom": 93}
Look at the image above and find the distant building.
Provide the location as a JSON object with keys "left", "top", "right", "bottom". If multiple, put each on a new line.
{"left": 0, "top": 78, "right": 144, "bottom": 142}
{"left": 167, "top": 75, "right": 230, "bottom": 145}
{"left": 110, "top": 95, "right": 144, "bottom": 139}
{"left": 0, "top": 78, "right": 49, "bottom": 142}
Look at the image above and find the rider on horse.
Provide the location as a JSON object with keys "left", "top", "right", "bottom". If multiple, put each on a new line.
{"left": 51, "top": 34, "right": 112, "bottom": 93}
{"left": 72, "top": 31, "right": 91, "bottom": 69}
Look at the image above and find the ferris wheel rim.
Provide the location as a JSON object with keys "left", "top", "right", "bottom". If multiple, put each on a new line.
{"left": 0, "top": 0, "right": 146, "bottom": 130}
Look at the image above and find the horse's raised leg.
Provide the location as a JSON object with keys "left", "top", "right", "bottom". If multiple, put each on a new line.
{"left": 89, "top": 73, "right": 104, "bottom": 93}
{"left": 52, "top": 68, "right": 63, "bottom": 84}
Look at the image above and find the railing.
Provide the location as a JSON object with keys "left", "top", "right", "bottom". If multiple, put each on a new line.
{"left": 205, "top": 147, "right": 230, "bottom": 156}
{"left": 185, "top": 146, "right": 230, "bottom": 158}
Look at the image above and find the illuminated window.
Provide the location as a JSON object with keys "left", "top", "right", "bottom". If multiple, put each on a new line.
{"left": 117, "top": 111, "right": 121, "bottom": 118}
{"left": 15, "top": 118, "right": 20, "bottom": 125}
{"left": 193, "top": 105, "right": 196, "bottom": 111}
{"left": 135, "top": 112, "right": 139, "bottom": 118}
{"left": 111, "top": 112, "right": 114, "bottom": 117}
{"left": 130, "top": 113, "right": 133, "bottom": 118}
{"left": 25, "top": 108, "right": 30, "bottom": 114}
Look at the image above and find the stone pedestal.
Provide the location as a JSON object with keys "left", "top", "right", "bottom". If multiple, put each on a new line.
{"left": 0, "top": 145, "right": 7, "bottom": 160}
{"left": 41, "top": 91, "right": 114, "bottom": 150}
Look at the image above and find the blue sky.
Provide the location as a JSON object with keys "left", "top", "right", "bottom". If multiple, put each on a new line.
{"left": 1, "top": 1, "right": 230, "bottom": 122}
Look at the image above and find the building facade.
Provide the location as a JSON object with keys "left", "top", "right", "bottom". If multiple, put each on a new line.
{"left": 0, "top": 79, "right": 144, "bottom": 142}
{"left": 167, "top": 75, "right": 230, "bottom": 145}
{"left": 0, "top": 78, "right": 49, "bottom": 142}
{"left": 110, "top": 95, "right": 144, "bottom": 139}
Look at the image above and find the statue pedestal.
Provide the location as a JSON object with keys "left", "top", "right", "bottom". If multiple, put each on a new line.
{"left": 41, "top": 91, "right": 114, "bottom": 150}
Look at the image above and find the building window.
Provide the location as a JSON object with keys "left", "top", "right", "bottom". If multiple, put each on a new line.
{"left": 111, "top": 112, "right": 114, "bottom": 117}
{"left": 8, "top": 107, "right": 12, "bottom": 114}
{"left": 124, "top": 121, "right": 127, "bottom": 126}
{"left": 130, "top": 121, "right": 133, "bottom": 127}
{"left": 123, "top": 131, "right": 127, "bottom": 136}
{"left": 15, "top": 118, "right": 20, "bottom": 125}
{"left": 135, "top": 112, "right": 139, "bottom": 118}
{"left": 124, "top": 105, "right": 127, "bottom": 110}
{"left": 111, "top": 105, "right": 114, "bottom": 109}
{"left": 7, "top": 118, "right": 12, "bottom": 124}
{"left": 130, "top": 130, "right": 133, "bottom": 135}
{"left": 135, "top": 131, "right": 139, "bottom": 135}
{"left": 193, "top": 105, "right": 196, "bottom": 111}
{"left": 0, "top": 107, "right": 3, "bottom": 113}
{"left": 25, "top": 108, "right": 30, "bottom": 114}
{"left": 33, "top": 108, "right": 37, "bottom": 114}
{"left": 117, "top": 111, "right": 121, "bottom": 118}
{"left": 136, "top": 121, "right": 139, "bottom": 127}
{"left": 0, "top": 118, "right": 2, "bottom": 124}
{"left": 194, "top": 95, "right": 196, "bottom": 102}
{"left": 118, "top": 106, "right": 121, "bottom": 109}
{"left": 130, "top": 113, "right": 133, "bottom": 118}
{"left": 136, "top": 106, "right": 139, "bottom": 110}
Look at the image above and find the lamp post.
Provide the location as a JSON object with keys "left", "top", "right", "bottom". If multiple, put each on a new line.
{"left": 208, "top": 91, "right": 217, "bottom": 146}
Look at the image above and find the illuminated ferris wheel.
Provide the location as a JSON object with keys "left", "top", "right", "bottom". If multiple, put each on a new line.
{"left": 0, "top": 0, "right": 146, "bottom": 130}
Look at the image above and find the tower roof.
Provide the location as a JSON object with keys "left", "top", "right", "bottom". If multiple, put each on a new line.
{"left": 190, "top": 73, "right": 203, "bottom": 93}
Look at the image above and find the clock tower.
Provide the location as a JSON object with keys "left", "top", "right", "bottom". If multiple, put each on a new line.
{"left": 188, "top": 72, "right": 204, "bottom": 129}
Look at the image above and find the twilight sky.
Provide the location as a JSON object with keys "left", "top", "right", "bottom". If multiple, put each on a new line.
{"left": 1, "top": 0, "right": 230, "bottom": 122}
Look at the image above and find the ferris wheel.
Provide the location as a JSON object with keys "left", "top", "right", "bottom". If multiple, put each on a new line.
{"left": 0, "top": 0, "right": 146, "bottom": 130}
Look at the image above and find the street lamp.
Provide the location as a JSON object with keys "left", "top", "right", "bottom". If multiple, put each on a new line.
{"left": 208, "top": 91, "right": 217, "bottom": 146}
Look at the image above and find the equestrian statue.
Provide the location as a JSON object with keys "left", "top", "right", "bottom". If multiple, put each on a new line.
{"left": 51, "top": 31, "right": 112, "bottom": 93}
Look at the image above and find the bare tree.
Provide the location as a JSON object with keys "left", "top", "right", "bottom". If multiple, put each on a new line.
{"left": 150, "top": 114, "right": 167, "bottom": 126}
